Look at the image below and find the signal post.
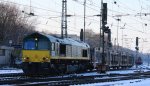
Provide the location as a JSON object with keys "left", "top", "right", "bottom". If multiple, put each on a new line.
{"left": 97, "top": 1, "right": 109, "bottom": 73}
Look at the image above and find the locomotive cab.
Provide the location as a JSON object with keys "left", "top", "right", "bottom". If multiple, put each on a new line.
{"left": 22, "top": 33, "right": 51, "bottom": 62}
{"left": 22, "top": 33, "right": 52, "bottom": 74}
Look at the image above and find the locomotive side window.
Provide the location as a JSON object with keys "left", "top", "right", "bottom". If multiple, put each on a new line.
{"left": 0, "top": 49, "right": 5, "bottom": 56}
{"left": 55, "top": 43, "right": 59, "bottom": 56}
{"left": 66, "top": 45, "right": 72, "bottom": 57}
{"left": 24, "top": 39, "right": 35, "bottom": 50}
{"left": 60, "top": 44, "right": 66, "bottom": 56}
{"left": 38, "top": 39, "right": 49, "bottom": 50}
{"left": 51, "top": 43, "right": 55, "bottom": 51}
{"left": 82, "top": 49, "right": 87, "bottom": 57}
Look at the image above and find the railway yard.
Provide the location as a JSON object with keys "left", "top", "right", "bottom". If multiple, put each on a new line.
{"left": 0, "top": 65, "right": 150, "bottom": 86}
{"left": 1, "top": 0, "right": 150, "bottom": 86}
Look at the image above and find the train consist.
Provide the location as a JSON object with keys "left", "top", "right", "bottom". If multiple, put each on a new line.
{"left": 22, "top": 32, "right": 134, "bottom": 74}
{"left": 93, "top": 48, "right": 134, "bottom": 70}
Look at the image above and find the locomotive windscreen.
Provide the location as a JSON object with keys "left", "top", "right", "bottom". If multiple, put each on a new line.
{"left": 23, "top": 38, "right": 49, "bottom": 50}
{"left": 24, "top": 38, "right": 35, "bottom": 50}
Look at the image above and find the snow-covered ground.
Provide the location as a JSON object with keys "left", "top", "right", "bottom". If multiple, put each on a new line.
{"left": 76, "top": 64, "right": 150, "bottom": 76}
{"left": 0, "top": 67, "right": 23, "bottom": 74}
{"left": 0, "top": 69, "right": 23, "bottom": 74}
{"left": 72, "top": 78, "right": 150, "bottom": 86}
{"left": 73, "top": 64, "right": 150, "bottom": 86}
{"left": 0, "top": 64, "right": 149, "bottom": 75}
{"left": 0, "top": 64, "right": 150, "bottom": 86}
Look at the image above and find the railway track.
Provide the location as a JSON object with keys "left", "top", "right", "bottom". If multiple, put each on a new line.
{"left": 0, "top": 71, "right": 150, "bottom": 86}
{"left": 0, "top": 68, "right": 135, "bottom": 77}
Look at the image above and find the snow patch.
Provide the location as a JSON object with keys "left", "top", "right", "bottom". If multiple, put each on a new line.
{"left": 0, "top": 69, "right": 23, "bottom": 74}
{"left": 72, "top": 78, "right": 150, "bottom": 86}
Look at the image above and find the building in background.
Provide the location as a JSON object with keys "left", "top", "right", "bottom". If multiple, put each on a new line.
{"left": 0, "top": 46, "right": 14, "bottom": 67}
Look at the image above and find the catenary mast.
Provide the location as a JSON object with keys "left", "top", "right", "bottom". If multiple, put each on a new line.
{"left": 61, "top": 0, "right": 67, "bottom": 38}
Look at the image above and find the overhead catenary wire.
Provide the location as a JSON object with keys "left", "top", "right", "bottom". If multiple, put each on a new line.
{"left": 2, "top": 0, "right": 150, "bottom": 38}
{"left": 72, "top": 0, "right": 150, "bottom": 30}
{"left": 2, "top": 0, "right": 150, "bottom": 33}
{"left": 35, "top": 15, "right": 81, "bottom": 32}
{"left": 0, "top": 0, "right": 62, "bottom": 14}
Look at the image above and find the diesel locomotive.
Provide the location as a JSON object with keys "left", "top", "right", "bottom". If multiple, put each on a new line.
{"left": 22, "top": 32, "right": 134, "bottom": 74}
{"left": 22, "top": 32, "right": 92, "bottom": 74}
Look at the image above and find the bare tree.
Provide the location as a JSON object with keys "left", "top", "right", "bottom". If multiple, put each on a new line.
{"left": 85, "top": 29, "right": 101, "bottom": 48}
{"left": 0, "top": 2, "right": 36, "bottom": 45}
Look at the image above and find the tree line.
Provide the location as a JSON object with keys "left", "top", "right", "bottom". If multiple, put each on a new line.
{"left": 0, "top": 2, "right": 35, "bottom": 45}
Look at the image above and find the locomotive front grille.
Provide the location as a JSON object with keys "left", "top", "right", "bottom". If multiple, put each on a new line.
{"left": 22, "top": 50, "right": 50, "bottom": 62}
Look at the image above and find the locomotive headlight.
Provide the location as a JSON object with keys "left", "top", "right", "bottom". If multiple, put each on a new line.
{"left": 24, "top": 57, "right": 29, "bottom": 62}
{"left": 43, "top": 57, "right": 46, "bottom": 60}
{"left": 43, "top": 57, "right": 49, "bottom": 62}
{"left": 35, "top": 38, "right": 38, "bottom": 41}
{"left": 45, "top": 57, "right": 49, "bottom": 60}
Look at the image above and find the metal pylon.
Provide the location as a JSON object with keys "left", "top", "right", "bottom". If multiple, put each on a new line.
{"left": 61, "top": 0, "right": 67, "bottom": 38}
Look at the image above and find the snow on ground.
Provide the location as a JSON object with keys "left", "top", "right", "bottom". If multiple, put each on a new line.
{"left": 73, "top": 64, "right": 150, "bottom": 86}
{"left": 0, "top": 64, "right": 149, "bottom": 75}
{"left": 77, "top": 64, "right": 150, "bottom": 76}
{"left": 72, "top": 78, "right": 150, "bottom": 86}
{"left": 76, "top": 70, "right": 135, "bottom": 76}
{"left": 0, "top": 65, "right": 149, "bottom": 86}
{"left": 0, "top": 69, "right": 23, "bottom": 74}
{"left": 0, "top": 67, "right": 23, "bottom": 74}
{"left": 77, "top": 69, "right": 149, "bottom": 77}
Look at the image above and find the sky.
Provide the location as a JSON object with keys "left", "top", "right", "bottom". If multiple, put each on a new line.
{"left": 2, "top": 0, "right": 150, "bottom": 53}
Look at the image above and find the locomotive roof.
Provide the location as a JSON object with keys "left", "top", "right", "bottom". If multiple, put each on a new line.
{"left": 25, "top": 32, "right": 90, "bottom": 48}
{"left": 59, "top": 38, "right": 90, "bottom": 48}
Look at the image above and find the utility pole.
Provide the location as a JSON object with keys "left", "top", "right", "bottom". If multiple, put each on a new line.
{"left": 30, "top": 0, "right": 31, "bottom": 13}
{"left": 135, "top": 37, "right": 139, "bottom": 68}
{"left": 83, "top": 0, "right": 86, "bottom": 42}
{"left": 98, "top": 2, "right": 107, "bottom": 73}
{"left": 61, "top": 0, "right": 67, "bottom": 38}
{"left": 148, "top": 54, "right": 149, "bottom": 66}
{"left": 102, "top": 3, "right": 107, "bottom": 59}
{"left": 99, "top": 0, "right": 102, "bottom": 52}
{"left": 114, "top": 38, "right": 116, "bottom": 50}
{"left": 120, "top": 23, "right": 125, "bottom": 50}
{"left": 116, "top": 18, "right": 121, "bottom": 51}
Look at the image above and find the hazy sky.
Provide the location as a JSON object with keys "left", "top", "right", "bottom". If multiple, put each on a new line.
{"left": 3, "top": 0, "right": 150, "bottom": 53}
